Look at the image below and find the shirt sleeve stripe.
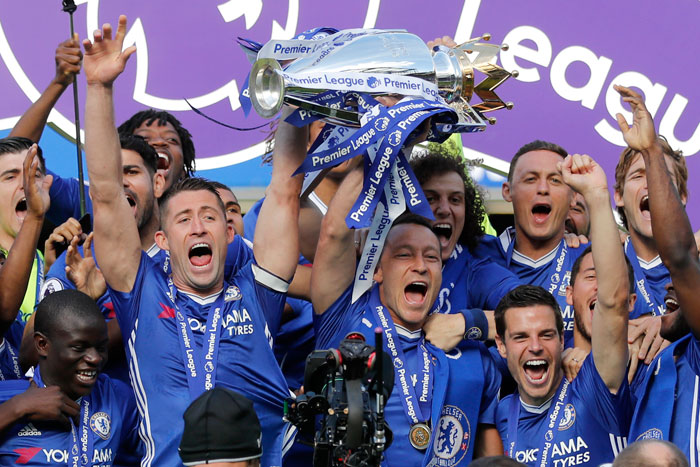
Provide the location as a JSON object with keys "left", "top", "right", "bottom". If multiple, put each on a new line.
{"left": 252, "top": 264, "right": 290, "bottom": 293}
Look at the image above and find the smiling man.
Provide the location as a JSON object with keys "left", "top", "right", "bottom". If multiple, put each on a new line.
{"left": 478, "top": 141, "right": 587, "bottom": 348}
{"left": 495, "top": 152, "right": 633, "bottom": 467}
{"left": 312, "top": 166, "right": 503, "bottom": 466}
{"left": 83, "top": 16, "right": 304, "bottom": 467}
{"left": 0, "top": 290, "right": 140, "bottom": 466}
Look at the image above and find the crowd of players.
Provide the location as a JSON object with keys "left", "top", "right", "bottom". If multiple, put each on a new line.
{"left": 0, "top": 15, "right": 697, "bottom": 467}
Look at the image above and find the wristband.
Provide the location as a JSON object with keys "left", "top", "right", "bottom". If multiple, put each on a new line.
{"left": 460, "top": 308, "right": 488, "bottom": 341}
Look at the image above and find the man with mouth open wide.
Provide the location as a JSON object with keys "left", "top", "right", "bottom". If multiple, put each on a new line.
{"left": 613, "top": 94, "right": 687, "bottom": 322}
{"left": 312, "top": 163, "right": 504, "bottom": 466}
{"left": 618, "top": 85, "right": 700, "bottom": 462}
{"left": 477, "top": 141, "right": 587, "bottom": 349}
{"left": 408, "top": 152, "right": 523, "bottom": 350}
{"left": 0, "top": 137, "right": 53, "bottom": 324}
{"left": 495, "top": 151, "right": 634, "bottom": 466}
{"left": 83, "top": 16, "right": 303, "bottom": 467}
{"left": 0, "top": 290, "right": 141, "bottom": 466}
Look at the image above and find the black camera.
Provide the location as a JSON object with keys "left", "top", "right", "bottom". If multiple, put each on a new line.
{"left": 284, "top": 331, "right": 394, "bottom": 467}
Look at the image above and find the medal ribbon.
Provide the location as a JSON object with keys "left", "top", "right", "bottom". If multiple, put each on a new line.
{"left": 33, "top": 366, "right": 93, "bottom": 467}
{"left": 168, "top": 279, "right": 225, "bottom": 400}
{"left": 0, "top": 340, "right": 22, "bottom": 380}
{"left": 507, "top": 378, "right": 571, "bottom": 465}
{"left": 431, "top": 244, "right": 469, "bottom": 315}
{"left": 346, "top": 103, "right": 447, "bottom": 229}
{"left": 368, "top": 289, "right": 433, "bottom": 425}
{"left": 625, "top": 238, "right": 662, "bottom": 316}
{"left": 352, "top": 160, "right": 405, "bottom": 302}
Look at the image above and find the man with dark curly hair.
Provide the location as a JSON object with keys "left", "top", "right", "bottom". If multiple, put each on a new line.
{"left": 410, "top": 152, "right": 522, "bottom": 349}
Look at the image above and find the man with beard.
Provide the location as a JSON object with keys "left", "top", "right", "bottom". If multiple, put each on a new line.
{"left": 32, "top": 135, "right": 166, "bottom": 382}
{"left": 312, "top": 164, "right": 503, "bottom": 465}
{"left": 84, "top": 16, "right": 303, "bottom": 466}
{"left": 616, "top": 86, "right": 700, "bottom": 463}
{"left": 495, "top": 151, "right": 634, "bottom": 466}
{"left": 566, "top": 193, "right": 589, "bottom": 237}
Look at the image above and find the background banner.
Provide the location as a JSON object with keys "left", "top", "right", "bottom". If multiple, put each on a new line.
{"left": 0, "top": 0, "right": 697, "bottom": 226}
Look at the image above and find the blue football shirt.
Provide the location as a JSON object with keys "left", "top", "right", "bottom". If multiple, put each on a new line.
{"left": 476, "top": 229, "right": 586, "bottom": 348}
{"left": 315, "top": 286, "right": 501, "bottom": 466}
{"left": 0, "top": 321, "right": 24, "bottom": 381}
{"left": 496, "top": 355, "right": 632, "bottom": 466}
{"left": 624, "top": 238, "right": 671, "bottom": 319}
{"left": 108, "top": 252, "right": 292, "bottom": 467}
{"left": 0, "top": 369, "right": 140, "bottom": 466}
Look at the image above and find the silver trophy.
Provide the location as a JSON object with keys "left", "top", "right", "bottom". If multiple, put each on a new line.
{"left": 248, "top": 30, "right": 517, "bottom": 132}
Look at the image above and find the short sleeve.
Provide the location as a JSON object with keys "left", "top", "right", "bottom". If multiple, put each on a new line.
{"left": 107, "top": 252, "right": 157, "bottom": 336}
{"left": 466, "top": 254, "right": 523, "bottom": 310}
{"left": 46, "top": 170, "right": 90, "bottom": 225}
{"left": 313, "top": 286, "right": 366, "bottom": 350}
{"left": 573, "top": 354, "right": 633, "bottom": 434}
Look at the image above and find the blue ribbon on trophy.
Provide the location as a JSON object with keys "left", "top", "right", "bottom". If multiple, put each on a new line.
{"left": 244, "top": 27, "right": 517, "bottom": 300}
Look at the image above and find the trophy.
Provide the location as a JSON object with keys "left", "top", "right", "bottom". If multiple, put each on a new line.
{"left": 248, "top": 30, "right": 517, "bottom": 133}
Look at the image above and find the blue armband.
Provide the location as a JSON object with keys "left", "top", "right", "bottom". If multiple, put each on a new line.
{"left": 460, "top": 308, "right": 488, "bottom": 341}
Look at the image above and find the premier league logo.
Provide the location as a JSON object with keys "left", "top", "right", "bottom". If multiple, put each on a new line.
{"left": 327, "top": 135, "right": 341, "bottom": 147}
{"left": 387, "top": 130, "right": 402, "bottom": 147}
{"left": 224, "top": 285, "right": 242, "bottom": 301}
{"left": 558, "top": 403, "right": 576, "bottom": 431}
{"left": 90, "top": 412, "right": 111, "bottom": 440}
{"left": 204, "top": 361, "right": 215, "bottom": 373}
{"left": 429, "top": 406, "right": 470, "bottom": 466}
{"left": 81, "top": 453, "right": 89, "bottom": 465}
{"left": 41, "top": 278, "right": 64, "bottom": 299}
{"left": 366, "top": 76, "right": 380, "bottom": 89}
{"left": 393, "top": 357, "right": 404, "bottom": 369}
{"left": 545, "top": 429, "right": 554, "bottom": 442}
{"left": 374, "top": 116, "right": 389, "bottom": 131}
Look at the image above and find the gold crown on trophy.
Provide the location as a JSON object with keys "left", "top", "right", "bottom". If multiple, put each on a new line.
{"left": 433, "top": 33, "right": 518, "bottom": 127}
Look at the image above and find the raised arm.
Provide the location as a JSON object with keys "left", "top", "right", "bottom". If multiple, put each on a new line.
{"left": 560, "top": 153, "right": 629, "bottom": 392}
{"left": 83, "top": 16, "right": 140, "bottom": 292}
{"left": 253, "top": 108, "right": 307, "bottom": 281}
{"left": 615, "top": 85, "right": 700, "bottom": 335}
{"left": 311, "top": 165, "right": 363, "bottom": 314}
{"left": 0, "top": 146, "right": 51, "bottom": 335}
{"left": 10, "top": 37, "right": 82, "bottom": 143}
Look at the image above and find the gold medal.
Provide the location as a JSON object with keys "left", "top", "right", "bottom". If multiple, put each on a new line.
{"left": 409, "top": 423, "right": 431, "bottom": 450}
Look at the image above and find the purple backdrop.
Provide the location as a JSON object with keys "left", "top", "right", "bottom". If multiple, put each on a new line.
{"left": 0, "top": 0, "right": 697, "bottom": 226}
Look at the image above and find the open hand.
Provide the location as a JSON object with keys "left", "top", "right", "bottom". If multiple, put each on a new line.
{"left": 83, "top": 15, "right": 136, "bottom": 86}
{"left": 614, "top": 85, "right": 657, "bottom": 152}
{"left": 22, "top": 144, "right": 52, "bottom": 220}
{"left": 65, "top": 233, "right": 106, "bottom": 300}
